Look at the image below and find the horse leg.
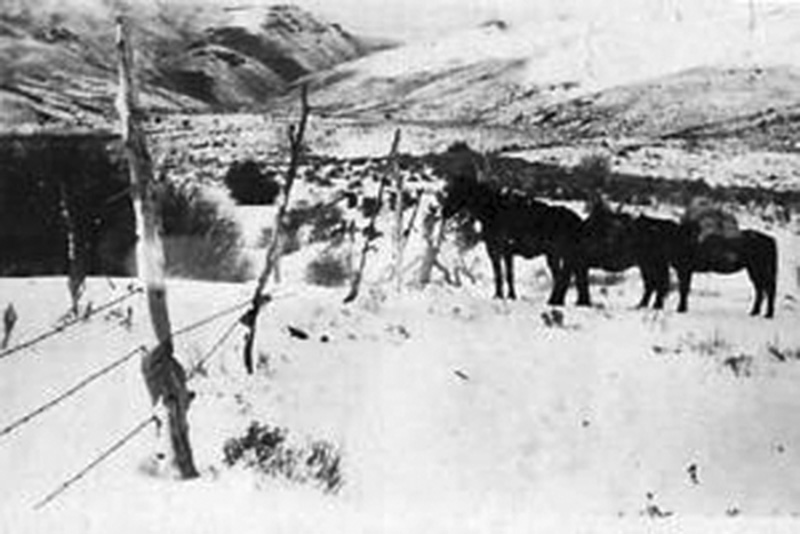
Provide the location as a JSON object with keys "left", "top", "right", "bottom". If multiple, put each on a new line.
{"left": 486, "top": 244, "right": 504, "bottom": 299}
{"left": 676, "top": 267, "right": 692, "bottom": 313}
{"left": 575, "top": 265, "right": 591, "bottom": 306}
{"left": 504, "top": 253, "right": 516, "bottom": 300}
{"left": 765, "top": 243, "right": 778, "bottom": 319}
{"left": 765, "top": 261, "right": 777, "bottom": 318}
{"left": 766, "top": 281, "right": 776, "bottom": 319}
{"left": 652, "top": 262, "right": 670, "bottom": 310}
{"left": 637, "top": 266, "right": 654, "bottom": 309}
{"left": 746, "top": 264, "right": 766, "bottom": 317}
{"left": 547, "top": 262, "right": 570, "bottom": 306}
{"left": 546, "top": 254, "right": 567, "bottom": 306}
{"left": 546, "top": 254, "right": 562, "bottom": 284}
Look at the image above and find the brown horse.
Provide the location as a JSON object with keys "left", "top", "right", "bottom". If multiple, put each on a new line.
{"left": 672, "top": 225, "right": 778, "bottom": 318}
{"left": 562, "top": 203, "right": 778, "bottom": 317}
{"left": 435, "top": 143, "right": 583, "bottom": 302}
{"left": 551, "top": 200, "right": 678, "bottom": 309}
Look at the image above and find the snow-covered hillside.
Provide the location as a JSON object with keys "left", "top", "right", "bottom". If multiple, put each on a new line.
{"left": 304, "top": 3, "right": 800, "bottom": 140}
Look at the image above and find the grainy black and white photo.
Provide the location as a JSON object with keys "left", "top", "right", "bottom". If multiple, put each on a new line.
{"left": 1, "top": 0, "right": 800, "bottom": 532}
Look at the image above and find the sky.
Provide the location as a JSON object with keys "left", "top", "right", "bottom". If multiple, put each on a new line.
{"left": 231, "top": 0, "right": 800, "bottom": 41}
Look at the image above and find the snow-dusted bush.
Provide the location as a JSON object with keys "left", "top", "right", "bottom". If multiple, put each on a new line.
{"left": 160, "top": 181, "right": 251, "bottom": 281}
{"left": 224, "top": 160, "right": 281, "bottom": 205}
{"left": 306, "top": 249, "right": 350, "bottom": 287}
{"left": 261, "top": 202, "right": 347, "bottom": 255}
{"left": 223, "top": 421, "right": 343, "bottom": 494}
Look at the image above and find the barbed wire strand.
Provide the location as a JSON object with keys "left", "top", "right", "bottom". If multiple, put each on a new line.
{"left": 189, "top": 318, "right": 241, "bottom": 380}
{"left": 170, "top": 298, "right": 251, "bottom": 340}
{"left": 11, "top": 293, "right": 279, "bottom": 510}
{"left": 33, "top": 415, "right": 157, "bottom": 511}
{"left": 0, "top": 296, "right": 255, "bottom": 442}
{"left": 0, "top": 346, "right": 148, "bottom": 441}
{"left": 0, "top": 286, "right": 143, "bottom": 361}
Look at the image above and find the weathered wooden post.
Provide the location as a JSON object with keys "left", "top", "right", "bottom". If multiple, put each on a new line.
{"left": 344, "top": 129, "right": 400, "bottom": 304}
{"left": 391, "top": 130, "right": 404, "bottom": 292}
{"left": 418, "top": 203, "right": 452, "bottom": 286}
{"left": 2, "top": 304, "right": 17, "bottom": 350}
{"left": 57, "top": 180, "right": 85, "bottom": 317}
{"left": 241, "top": 85, "right": 309, "bottom": 375}
{"left": 115, "top": 17, "right": 198, "bottom": 478}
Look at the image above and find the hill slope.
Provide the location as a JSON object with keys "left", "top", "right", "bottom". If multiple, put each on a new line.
{"left": 303, "top": 5, "right": 800, "bottom": 147}
{"left": 0, "top": 1, "right": 393, "bottom": 128}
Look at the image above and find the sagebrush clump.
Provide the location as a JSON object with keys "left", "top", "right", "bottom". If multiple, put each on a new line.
{"left": 223, "top": 421, "right": 343, "bottom": 494}
{"left": 160, "top": 180, "right": 251, "bottom": 281}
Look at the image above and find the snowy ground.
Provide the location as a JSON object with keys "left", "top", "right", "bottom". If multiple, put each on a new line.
{"left": 1, "top": 203, "right": 799, "bottom": 533}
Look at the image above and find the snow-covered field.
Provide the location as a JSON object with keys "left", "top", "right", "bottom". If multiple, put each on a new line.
{"left": 1, "top": 200, "right": 799, "bottom": 533}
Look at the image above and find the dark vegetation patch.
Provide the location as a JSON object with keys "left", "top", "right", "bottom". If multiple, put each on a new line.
{"left": 424, "top": 142, "right": 800, "bottom": 211}
{"left": 224, "top": 159, "right": 281, "bottom": 205}
{"left": 305, "top": 249, "right": 351, "bottom": 287}
{"left": 223, "top": 421, "right": 343, "bottom": 494}
{"left": 160, "top": 180, "right": 251, "bottom": 281}
{"left": 0, "top": 132, "right": 134, "bottom": 276}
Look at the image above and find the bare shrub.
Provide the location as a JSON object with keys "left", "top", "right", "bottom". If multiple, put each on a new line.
{"left": 160, "top": 181, "right": 251, "bottom": 281}
{"left": 261, "top": 202, "right": 347, "bottom": 255}
{"left": 306, "top": 249, "right": 350, "bottom": 287}
{"left": 223, "top": 421, "right": 343, "bottom": 494}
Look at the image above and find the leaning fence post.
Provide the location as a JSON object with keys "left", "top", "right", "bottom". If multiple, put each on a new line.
{"left": 115, "top": 17, "right": 198, "bottom": 479}
{"left": 344, "top": 129, "right": 401, "bottom": 304}
{"left": 241, "top": 85, "right": 310, "bottom": 375}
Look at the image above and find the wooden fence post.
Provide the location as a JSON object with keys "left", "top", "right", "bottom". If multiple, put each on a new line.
{"left": 58, "top": 179, "right": 85, "bottom": 317}
{"left": 391, "top": 130, "right": 404, "bottom": 293}
{"left": 241, "top": 85, "right": 310, "bottom": 375}
{"left": 115, "top": 17, "right": 198, "bottom": 479}
{"left": 344, "top": 129, "right": 401, "bottom": 304}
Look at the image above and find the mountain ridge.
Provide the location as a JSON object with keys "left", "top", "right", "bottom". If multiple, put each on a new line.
{"left": 0, "top": 1, "right": 393, "bottom": 128}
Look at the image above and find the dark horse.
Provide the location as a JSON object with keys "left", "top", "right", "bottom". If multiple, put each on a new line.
{"left": 550, "top": 200, "right": 679, "bottom": 309}
{"left": 672, "top": 223, "right": 777, "bottom": 318}
{"left": 435, "top": 144, "right": 582, "bottom": 302}
{"left": 559, "top": 202, "right": 778, "bottom": 317}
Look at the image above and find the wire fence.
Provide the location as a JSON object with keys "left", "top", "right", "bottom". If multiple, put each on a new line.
{"left": 0, "top": 289, "right": 265, "bottom": 510}
{"left": 188, "top": 317, "right": 242, "bottom": 381}
{"left": 0, "top": 285, "right": 143, "bottom": 362}
{"left": 0, "top": 346, "right": 147, "bottom": 441}
{"left": 33, "top": 415, "right": 157, "bottom": 511}
{"left": 0, "top": 297, "right": 252, "bottom": 443}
